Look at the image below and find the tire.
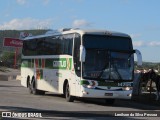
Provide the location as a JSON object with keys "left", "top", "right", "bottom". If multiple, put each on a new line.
{"left": 28, "top": 83, "right": 33, "bottom": 94}
{"left": 27, "top": 77, "right": 32, "bottom": 94}
{"left": 65, "top": 82, "right": 74, "bottom": 102}
{"left": 30, "top": 79, "right": 38, "bottom": 95}
{"left": 29, "top": 77, "right": 45, "bottom": 95}
{"left": 105, "top": 99, "right": 115, "bottom": 105}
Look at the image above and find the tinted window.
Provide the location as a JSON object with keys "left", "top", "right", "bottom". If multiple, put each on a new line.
{"left": 73, "top": 33, "right": 81, "bottom": 77}
{"left": 44, "top": 36, "right": 63, "bottom": 55}
{"left": 22, "top": 38, "right": 45, "bottom": 56}
{"left": 22, "top": 34, "right": 74, "bottom": 56}
{"left": 63, "top": 34, "right": 73, "bottom": 55}
{"left": 83, "top": 35, "right": 132, "bottom": 50}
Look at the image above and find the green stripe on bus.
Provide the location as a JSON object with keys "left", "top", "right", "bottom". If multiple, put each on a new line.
{"left": 98, "top": 81, "right": 119, "bottom": 86}
{"left": 21, "top": 58, "right": 72, "bottom": 70}
{"left": 80, "top": 80, "right": 118, "bottom": 86}
{"left": 80, "top": 80, "right": 90, "bottom": 85}
{"left": 80, "top": 80, "right": 133, "bottom": 87}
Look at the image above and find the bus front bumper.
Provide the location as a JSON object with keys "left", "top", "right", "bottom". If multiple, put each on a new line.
{"left": 80, "top": 87, "right": 132, "bottom": 99}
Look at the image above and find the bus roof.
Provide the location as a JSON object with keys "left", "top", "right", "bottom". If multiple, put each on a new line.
{"left": 23, "top": 28, "right": 131, "bottom": 40}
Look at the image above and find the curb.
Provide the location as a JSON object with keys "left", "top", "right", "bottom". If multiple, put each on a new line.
{"left": 0, "top": 75, "right": 12, "bottom": 81}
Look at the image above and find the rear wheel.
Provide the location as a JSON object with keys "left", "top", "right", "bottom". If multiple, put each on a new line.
{"left": 27, "top": 77, "right": 32, "bottom": 94}
{"left": 29, "top": 78, "right": 45, "bottom": 95}
{"left": 30, "top": 79, "right": 38, "bottom": 95}
{"left": 65, "top": 82, "right": 74, "bottom": 102}
{"left": 29, "top": 83, "right": 32, "bottom": 94}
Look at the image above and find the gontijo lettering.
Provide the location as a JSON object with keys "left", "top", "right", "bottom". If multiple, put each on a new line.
{"left": 53, "top": 60, "right": 66, "bottom": 68}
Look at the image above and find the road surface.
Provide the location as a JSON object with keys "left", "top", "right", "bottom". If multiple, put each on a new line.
{"left": 0, "top": 74, "right": 159, "bottom": 119}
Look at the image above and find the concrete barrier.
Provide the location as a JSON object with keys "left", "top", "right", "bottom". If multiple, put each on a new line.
{"left": 0, "top": 75, "right": 11, "bottom": 81}
{"left": 0, "top": 75, "right": 18, "bottom": 81}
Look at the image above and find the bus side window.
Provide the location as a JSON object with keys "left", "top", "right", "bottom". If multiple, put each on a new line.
{"left": 63, "top": 34, "right": 73, "bottom": 55}
{"left": 44, "top": 36, "right": 62, "bottom": 55}
{"left": 37, "top": 38, "right": 45, "bottom": 55}
{"left": 22, "top": 41, "right": 28, "bottom": 55}
{"left": 74, "top": 33, "right": 81, "bottom": 77}
{"left": 23, "top": 39, "right": 38, "bottom": 56}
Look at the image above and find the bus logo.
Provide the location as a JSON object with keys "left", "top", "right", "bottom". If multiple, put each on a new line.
{"left": 53, "top": 61, "right": 66, "bottom": 68}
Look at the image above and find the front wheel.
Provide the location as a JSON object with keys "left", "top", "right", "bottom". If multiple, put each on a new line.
{"left": 65, "top": 83, "right": 75, "bottom": 102}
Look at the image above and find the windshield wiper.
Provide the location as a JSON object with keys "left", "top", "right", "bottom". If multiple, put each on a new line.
{"left": 110, "top": 65, "right": 122, "bottom": 80}
{"left": 97, "top": 62, "right": 109, "bottom": 79}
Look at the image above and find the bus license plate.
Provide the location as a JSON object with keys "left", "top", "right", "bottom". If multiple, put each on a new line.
{"left": 105, "top": 93, "right": 113, "bottom": 96}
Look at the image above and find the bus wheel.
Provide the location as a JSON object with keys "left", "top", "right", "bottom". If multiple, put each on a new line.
{"left": 30, "top": 79, "right": 38, "bottom": 95}
{"left": 29, "top": 79, "right": 45, "bottom": 95}
{"left": 28, "top": 82, "right": 33, "bottom": 94}
{"left": 27, "top": 79, "right": 32, "bottom": 94}
{"left": 65, "top": 83, "right": 74, "bottom": 102}
{"left": 105, "top": 99, "right": 115, "bottom": 105}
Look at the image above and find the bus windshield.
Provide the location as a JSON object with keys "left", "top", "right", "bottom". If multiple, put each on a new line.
{"left": 83, "top": 35, "right": 134, "bottom": 81}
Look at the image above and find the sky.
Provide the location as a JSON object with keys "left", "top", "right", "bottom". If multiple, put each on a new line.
{"left": 0, "top": 0, "right": 160, "bottom": 62}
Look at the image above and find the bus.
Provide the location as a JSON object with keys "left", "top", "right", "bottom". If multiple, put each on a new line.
{"left": 21, "top": 28, "right": 142, "bottom": 104}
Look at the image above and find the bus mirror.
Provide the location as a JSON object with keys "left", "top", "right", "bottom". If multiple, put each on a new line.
{"left": 79, "top": 45, "right": 86, "bottom": 62}
{"left": 134, "top": 49, "right": 142, "bottom": 66}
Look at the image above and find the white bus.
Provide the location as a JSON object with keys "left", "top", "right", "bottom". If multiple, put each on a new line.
{"left": 21, "top": 28, "right": 142, "bottom": 104}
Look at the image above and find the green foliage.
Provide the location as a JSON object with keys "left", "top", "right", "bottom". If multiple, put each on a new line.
{"left": 0, "top": 51, "right": 14, "bottom": 61}
{"left": 0, "top": 29, "right": 48, "bottom": 68}
{"left": 135, "top": 62, "right": 160, "bottom": 74}
{"left": 0, "top": 51, "right": 15, "bottom": 67}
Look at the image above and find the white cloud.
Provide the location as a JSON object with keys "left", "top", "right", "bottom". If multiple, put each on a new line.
{"left": 133, "top": 41, "right": 145, "bottom": 47}
{"left": 72, "top": 19, "right": 92, "bottom": 28}
{"left": 148, "top": 41, "right": 160, "bottom": 47}
{"left": 133, "top": 40, "right": 160, "bottom": 47}
{"left": 4, "top": 13, "right": 10, "bottom": 17}
{"left": 16, "top": 0, "right": 26, "bottom": 5}
{"left": 130, "top": 33, "right": 142, "bottom": 39}
{"left": 0, "top": 18, "right": 53, "bottom": 30}
{"left": 43, "top": 0, "right": 50, "bottom": 5}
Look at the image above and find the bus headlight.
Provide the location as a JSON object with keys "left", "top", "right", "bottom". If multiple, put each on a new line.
{"left": 87, "top": 85, "right": 96, "bottom": 89}
{"left": 122, "top": 87, "right": 132, "bottom": 91}
{"left": 82, "top": 85, "right": 96, "bottom": 89}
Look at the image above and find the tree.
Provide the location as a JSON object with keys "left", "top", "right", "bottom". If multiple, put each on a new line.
{"left": 0, "top": 51, "right": 15, "bottom": 67}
